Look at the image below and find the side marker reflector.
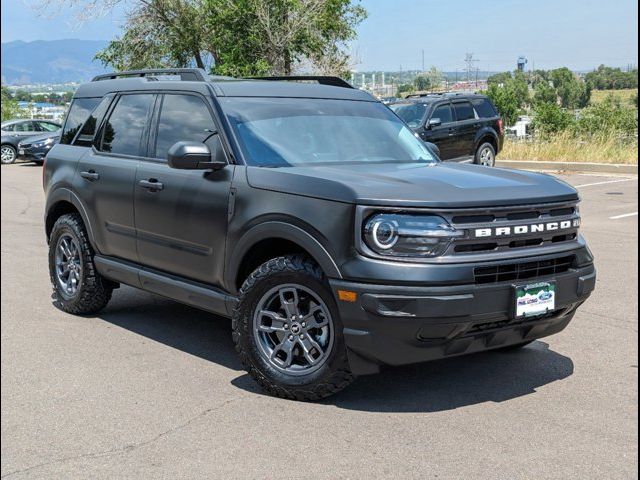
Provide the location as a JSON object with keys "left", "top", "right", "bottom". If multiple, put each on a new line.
{"left": 338, "top": 290, "right": 357, "bottom": 302}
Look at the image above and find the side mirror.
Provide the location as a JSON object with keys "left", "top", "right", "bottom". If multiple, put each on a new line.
{"left": 167, "top": 140, "right": 226, "bottom": 171}
{"left": 427, "top": 118, "right": 442, "bottom": 129}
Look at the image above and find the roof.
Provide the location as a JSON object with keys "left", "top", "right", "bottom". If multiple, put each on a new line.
{"left": 74, "top": 70, "right": 375, "bottom": 102}
{"left": 1, "top": 118, "right": 61, "bottom": 126}
{"left": 396, "top": 92, "right": 488, "bottom": 104}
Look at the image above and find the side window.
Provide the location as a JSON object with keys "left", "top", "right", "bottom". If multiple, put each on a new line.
{"left": 100, "top": 94, "right": 155, "bottom": 156}
{"left": 154, "top": 94, "right": 216, "bottom": 160}
{"left": 60, "top": 98, "right": 101, "bottom": 144}
{"left": 74, "top": 95, "right": 114, "bottom": 147}
{"left": 14, "top": 121, "right": 35, "bottom": 132}
{"left": 431, "top": 104, "right": 453, "bottom": 124}
{"left": 453, "top": 102, "right": 475, "bottom": 122}
{"left": 2, "top": 124, "right": 15, "bottom": 132}
{"left": 39, "top": 122, "right": 60, "bottom": 132}
{"left": 472, "top": 98, "right": 498, "bottom": 118}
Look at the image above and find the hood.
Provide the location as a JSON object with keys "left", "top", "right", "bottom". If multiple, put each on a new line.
{"left": 18, "top": 131, "right": 60, "bottom": 145}
{"left": 246, "top": 162, "right": 579, "bottom": 208}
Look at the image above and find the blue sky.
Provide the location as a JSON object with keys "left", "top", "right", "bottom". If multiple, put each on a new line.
{"left": 1, "top": 0, "right": 638, "bottom": 71}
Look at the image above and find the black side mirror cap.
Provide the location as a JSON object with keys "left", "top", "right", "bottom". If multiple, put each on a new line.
{"left": 167, "top": 141, "right": 226, "bottom": 171}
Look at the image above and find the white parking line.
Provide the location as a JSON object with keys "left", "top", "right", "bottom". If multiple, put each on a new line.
{"left": 574, "top": 178, "right": 637, "bottom": 188}
{"left": 610, "top": 212, "right": 638, "bottom": 220}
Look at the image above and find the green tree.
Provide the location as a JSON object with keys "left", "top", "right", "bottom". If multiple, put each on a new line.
{"left": 585, "top": 65, "right": 638, "bottom": 90}
{"left": 532, "top": 81, "right": 557, "bottom": 106}
{"left": 550, "top": 67, "right": 590, "bottom": 108}
{"left": 1, "top": 86, "right": 22, "bottom": 121}
{"left": 396, "top": 84, "right": 414, "bottom": 97}
{"left": 95, "top": 0, "right": 367, "bottom": 77}
{"left": 532, "top": 102, "right": 574, "bottom": 136}
{"left": 414, "top": 75, "right": 431, "bottom": 91}
{"left": 574, "top": 94, "right": 638, "bottom": 136}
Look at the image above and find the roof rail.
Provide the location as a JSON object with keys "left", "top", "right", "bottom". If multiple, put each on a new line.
{"left": 92, "top": 68, "right": 209, "bottom": 82}
{"left": 252, "top": 76, "right": 354, "bottom": 89}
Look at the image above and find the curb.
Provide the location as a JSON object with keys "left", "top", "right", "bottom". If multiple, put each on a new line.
{"left": 496, "top": 160, "right": 638, "bottom": 175}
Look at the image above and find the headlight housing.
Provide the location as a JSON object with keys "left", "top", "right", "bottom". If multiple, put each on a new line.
{"left": 33, "top": 137, "right": 57, "bottom": 148}
{"left": 363, "top": 213, "right": 463, "bottom": 258}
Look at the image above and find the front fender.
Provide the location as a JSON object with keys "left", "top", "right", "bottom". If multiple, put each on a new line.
{"left": 225, "top": 221, "right": 343, "bottom": 292}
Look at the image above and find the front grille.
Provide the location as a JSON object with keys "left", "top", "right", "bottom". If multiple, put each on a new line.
{"left": 19, "top": 143, "right": 31, "bottom": 149}
{"left": 444, "top": 201, "right": 580, "bottom": 256}
{"left": 474, "top": 255, "right": 575, "bottom": 284}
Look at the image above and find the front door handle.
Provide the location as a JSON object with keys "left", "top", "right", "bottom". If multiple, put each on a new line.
{"left": 138, "top": 179, "right": 164, "bottom": 191}
{"left": 80, "top": 170, "right": 100, "bottom": 181}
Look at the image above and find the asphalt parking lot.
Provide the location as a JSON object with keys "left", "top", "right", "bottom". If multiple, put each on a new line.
{"left": 1, "top": 163, "right": 637, "bottom": 479}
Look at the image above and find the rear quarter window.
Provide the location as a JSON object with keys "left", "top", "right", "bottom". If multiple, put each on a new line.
{"left": 60, "top": 98, "right": 101, "bottom": 145}
{"left": 472, "top": 98, "right": 498, "bottom": 118}
{"left": 453, "top": 101, "right": 476, "bottom": 122}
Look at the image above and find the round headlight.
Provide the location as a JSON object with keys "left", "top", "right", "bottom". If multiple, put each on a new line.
{"left": 370, "top": 218, "right": 398, "bottom": 250}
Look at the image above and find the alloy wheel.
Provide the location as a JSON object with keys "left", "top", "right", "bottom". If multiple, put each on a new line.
{"left": 54, "top": 233, "right": 83, "bottom": 297}
{"left": 253, "top": 284, "right": 334, "bottom": 376}
{"left": 1, "top": 146, "right": 16, "bottom": 164}
{"left": 479, "top": 146, "right": 495, "bottom": 166}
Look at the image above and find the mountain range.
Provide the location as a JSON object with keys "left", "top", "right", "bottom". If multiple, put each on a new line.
{"left": 1, "top": 39, "right": 109, "bottom": 85}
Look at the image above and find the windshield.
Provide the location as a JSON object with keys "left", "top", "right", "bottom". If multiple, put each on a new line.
{"left": 220, "top": 98, "right": 436, "bottom": 167}
{"left": 388, "top": 102, "right": 428, "bottom": 128}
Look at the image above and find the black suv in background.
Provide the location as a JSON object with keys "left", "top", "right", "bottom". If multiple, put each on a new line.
{"left": 389, "top": 93, "right": 504, "bottom": 166}
{"left": 43, "top": 69, "right": 595, "bottom": 400}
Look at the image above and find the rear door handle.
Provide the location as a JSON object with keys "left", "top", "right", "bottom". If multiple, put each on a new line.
{"left": 80, "top": 170, "right": 100, "bottom": 181}
{"left": 138, "top": 179, "right": 164, "bottom": 191}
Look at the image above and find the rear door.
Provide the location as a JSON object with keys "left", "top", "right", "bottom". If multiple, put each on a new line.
{"left": 73, "top": 93, "right": 156, "bottom": 262}
{"left": 421, "top": 102, "right": 457, "bottom": 160}
{"left": 450, "top": 100, "right": 479, "bottom": 158}
{"left": 134, "top": 92, "right": 233, "bottom": 286}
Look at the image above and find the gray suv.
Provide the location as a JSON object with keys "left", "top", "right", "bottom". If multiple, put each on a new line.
{"left": 44, "top": 69, "right": 596, "bottom": 400}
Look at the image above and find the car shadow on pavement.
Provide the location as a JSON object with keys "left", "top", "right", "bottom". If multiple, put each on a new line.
{"left": 94, "top": 287, "right": 574, "bottom": 412}
{"left": 232, "top": 340, "right": 574, "bottom": 412}
{"left": 94, "top": 286, "right": 243, "bottom": 372}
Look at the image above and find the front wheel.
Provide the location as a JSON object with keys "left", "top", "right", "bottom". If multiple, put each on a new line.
{"left": 232, "top": 255, "right": 354, "bottom": 400}
{"left": 1, "top": 145, "right": 17, "bottom": 164}
{"left": 474, "top": 142, "right": 496, "bottom": 167}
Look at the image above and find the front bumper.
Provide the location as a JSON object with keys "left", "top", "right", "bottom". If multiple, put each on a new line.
{"left": 18, "top": 145, "right": 51, "bottom": 161}
{"left": 330, "top": 261, "right": 595, "bottom": 375}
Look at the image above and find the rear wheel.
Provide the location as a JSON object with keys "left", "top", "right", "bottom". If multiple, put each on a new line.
{"left": 474, "top": 142, "right": 496, "bottom": 167}
{"left": 233, "top": 255, "right": 354, "bottom": 400}
{"left": 49, "top": 213, "right": 114, "bottom": 314}
{"left": 1, "top": 145, "right": 17, "bottom": 164}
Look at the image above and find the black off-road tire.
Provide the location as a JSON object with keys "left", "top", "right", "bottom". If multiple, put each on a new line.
{"left": 49, "top": 213, "right": 114, "bottom": 314}
{"left": 474, "top": 141, "right": 496, "bottom": 166}
{"left": 232, "top": 255, "right": 354, "bottom": 401}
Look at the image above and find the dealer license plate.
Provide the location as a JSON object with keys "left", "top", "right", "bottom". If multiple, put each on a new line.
{"left": 515, "top": 282, "right": 556, "bottom": 318}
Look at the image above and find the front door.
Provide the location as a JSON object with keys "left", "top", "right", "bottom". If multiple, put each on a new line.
{"left": 134, "top": 92, "right": 233, "bottom": 287}
{"left": 421, "top": 102, "right": 457, "bottom": 160}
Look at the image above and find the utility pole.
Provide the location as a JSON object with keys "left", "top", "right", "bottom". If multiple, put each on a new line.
{"left": 464, "top": 53, "right": 479, "bottom": 85}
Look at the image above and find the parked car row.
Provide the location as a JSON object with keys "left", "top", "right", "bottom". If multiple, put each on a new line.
{"left": 1, "top": 119, "right": 61, "bottom": 165}
{"left": 387, "top": 92, "right": 504, "bottom": 166}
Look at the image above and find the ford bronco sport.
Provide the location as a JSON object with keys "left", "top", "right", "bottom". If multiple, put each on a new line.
{"left": 44, "top": 69, "right": 596, "bottom": 400}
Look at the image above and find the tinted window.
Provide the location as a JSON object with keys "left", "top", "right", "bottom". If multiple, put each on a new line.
{"left": 2, "top": 124, "right": 15, "bottom": 132}
{"left": 472, "top": 98, "right": 497, "bottom": 118}
{"left": 38, "top": 122, "right": 60, "bottom": 132}
{"left": 388, "top": 103, "right": 428, "bottom": 128}
{"left": 60, "top": 98, "right": 101, "bottom": 144}
{"left": 155, "top": 94, "right": 215, "bottom": 159}
{"left": 74, "top": 95, "right": 114, "bottom": 147}
{"left": 453, "top": 102, "right": 475, "bottom": 121}
{"left": 222, "top": 97, "right": 436, "bottom": 167}
{"left": 100, "top": 94, "right": 154, "bottom": 156}
{"left": 431, "top": 104, "right": 453, "bottom": 124}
